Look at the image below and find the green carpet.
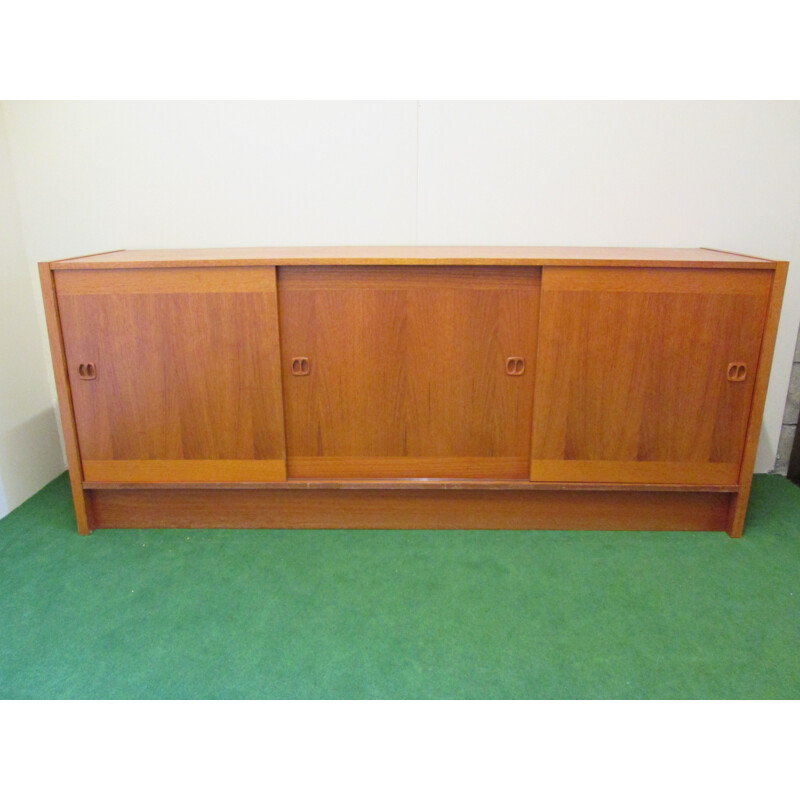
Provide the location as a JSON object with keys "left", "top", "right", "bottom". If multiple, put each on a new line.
{"left": 1, "top": 472, "right": 799, "bottom": 699}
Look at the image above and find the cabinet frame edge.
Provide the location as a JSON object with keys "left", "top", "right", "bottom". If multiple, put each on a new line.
{"left": 39, "top": 261, "right": 92, "bottom": 534}
{"left": 728, "top": 260, "right": 789, "bottom": 537}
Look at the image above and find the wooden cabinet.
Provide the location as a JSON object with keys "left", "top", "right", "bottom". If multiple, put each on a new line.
{"left": 39, "top": 247, "right": 788, "bottom": 538}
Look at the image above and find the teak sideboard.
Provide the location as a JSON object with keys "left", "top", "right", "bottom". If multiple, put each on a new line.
{"left": 39, "top": 247, "right": 788, "bottom": 537}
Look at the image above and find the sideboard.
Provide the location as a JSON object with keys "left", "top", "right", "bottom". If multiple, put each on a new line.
{"left": 39, "top": 247, "right": 788, "bottom": 536}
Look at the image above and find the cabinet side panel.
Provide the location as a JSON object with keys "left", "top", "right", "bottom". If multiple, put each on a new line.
{"left": 38, "top": 262, "right": 91, "bottom": 533}
{"left": 728, "top": 262, "right": 789, "bottom": 536}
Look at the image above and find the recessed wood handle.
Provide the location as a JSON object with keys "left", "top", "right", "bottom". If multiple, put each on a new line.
{"left": 291, "top": 357, "right": 310, "bottom": 376}
{"left": 77, "top": 363, "right": 97, "bottom": 380}
{"left": 506, "top": 357, "right": 525, "bottom": 376}
{"left": 727, "top": 362, "right": 747, "bottom": 382}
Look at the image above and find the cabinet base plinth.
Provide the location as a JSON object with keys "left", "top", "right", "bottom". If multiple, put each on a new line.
{"left": 86, "top": 487, "right": 733, "bottom": 534}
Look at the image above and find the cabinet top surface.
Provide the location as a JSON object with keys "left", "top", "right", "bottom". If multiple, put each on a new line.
{"left": 49, "top": 246, "right": 779, "bottom": 269}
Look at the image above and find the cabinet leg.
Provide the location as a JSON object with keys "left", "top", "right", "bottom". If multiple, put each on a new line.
{"left": 70, "top": 479, "right": 92, "bottom": 535}
{"left": 726, "top": 488, "right": 749, "bottom": 538}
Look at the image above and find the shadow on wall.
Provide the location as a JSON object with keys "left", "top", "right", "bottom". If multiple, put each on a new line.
{"left": 0, "top": 406, "right": 65, "bottom": 517}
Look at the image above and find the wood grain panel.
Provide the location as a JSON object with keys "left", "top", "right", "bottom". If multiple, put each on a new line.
{"left": 56, "top": 267, "right": 273, "bottom": 294}
{"left": 279, "top": 265, "right": 540, "bottom": 479}
{"left": 82, "top": 479, "right": 737, "bottom": 492}
{"left": 528, "top": 461, "right": 738, "bottom": 485}
{"left": 280, "top": 265, "right": 538, "bottom": 290}
{"left": 87, "top": 487, "right": 730, "bottom": 532}
{"left": 531, "top": 267, "right": 771, "bottom": 485}
{"left": 286, "top": 456, "right": 529, "bottom": 480}
{"left": 39, "top": 262, "right": 92, "bottom": 534}
{"left": 56, "top": 267, "right": 287, "bottom": 483}
{"left": 542, "top": 267, "right": 772, "bottom": 294}
{"left": 53, "top": 246, "right": 774, "bottom": 269}
{"left": 727, "top": 262, "right": 789, "bottom": 536}
{"left": 83, "top": 460, "right": 286, "bottom": 483}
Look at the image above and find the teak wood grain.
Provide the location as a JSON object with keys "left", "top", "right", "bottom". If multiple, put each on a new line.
{"left": 54, "top": 267, "right": 287, "bottom": 484}
{"left": 530, "top": 267, "right": 771, "bottom": 486}
{"left": 52, "top": 246, "right": 773, "bottom": 269}
{"left": 82, "top": 460, "right": 286, "bottom": 483}
{"left": 278, "top": 265, "right": 540, "bottom": 479}
{"left": 87, "top": 487, "right": 731, "bottom": 532}
{"left": 81, "top": 479, "right": 738, "bottom": 492}
{"left": 39, "top": 262, "right": 92, "bottom": 534}
{"left": 41, "top": 247, "right": 788, "bottom": 536}
{"left": 726, "top": 261, "right": 789, "bottom": 536}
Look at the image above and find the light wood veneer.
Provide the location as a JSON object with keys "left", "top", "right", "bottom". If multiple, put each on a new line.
{"left": 40, "top": 247, "right": 788, "bottom": 537}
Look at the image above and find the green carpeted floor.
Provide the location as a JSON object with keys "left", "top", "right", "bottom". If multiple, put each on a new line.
{"left": 1, "top": 472, "right": 799, "bottom": 699}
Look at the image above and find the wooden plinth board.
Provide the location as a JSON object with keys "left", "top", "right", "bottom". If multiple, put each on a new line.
{"left": 87, "top": 487, "right": 732, "bottom": 533}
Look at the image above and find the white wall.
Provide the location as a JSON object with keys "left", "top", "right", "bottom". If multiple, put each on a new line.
{"left": 1, "top": 100, "right": 798, "bottom": 515}
{"left": 3, "top": 101, "right": 419, "bottom": 253}
{"left": 0, "top": 109, "right": 65, "bottom": 516}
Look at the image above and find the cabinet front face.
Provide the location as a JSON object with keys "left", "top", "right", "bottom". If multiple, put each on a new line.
{"left": 530, "top": 267, "right": 772, "bottom": 485}
{"left": 56, "top": 267, "right": 287, "bottom": 483}
{"left": 278, "top": 265, "right": 540, "bottom": 479}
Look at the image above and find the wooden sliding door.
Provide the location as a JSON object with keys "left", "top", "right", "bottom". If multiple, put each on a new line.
{"left": 56, "top": 267, "right": 287, "bottom": 483}
{"left": 279, "top": 265, "right": 540, "bottom": 479}
{"left": 530, "top": 267, "right": 771, "bottom": 485}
